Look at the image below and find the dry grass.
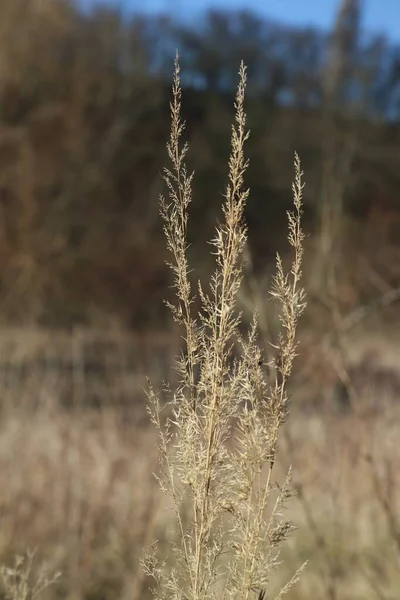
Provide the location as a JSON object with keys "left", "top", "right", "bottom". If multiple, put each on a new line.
{"left": 0, "top": 52, "right": 399, "bottom": 600}
{"left": 0, "top": 394, "right": 398, "bottom": 600}
{"left": 144, "top": 54, "right": 306, "bottom": 600}
{"left": 0, "top": 406, "right": 162, "bottom": 600}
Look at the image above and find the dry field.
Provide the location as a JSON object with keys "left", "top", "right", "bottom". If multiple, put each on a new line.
{"left": 0, "top": 329, "right": 398, "bottom": 600}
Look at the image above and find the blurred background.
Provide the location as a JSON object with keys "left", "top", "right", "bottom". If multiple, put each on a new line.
{"left": 0, "top": 0, "right": 399, "bottom": 330}
{"left": 0, "top": 1, "right": 399, "bottom": 599}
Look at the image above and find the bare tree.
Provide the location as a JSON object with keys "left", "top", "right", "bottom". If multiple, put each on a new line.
{"left": 314, "top": 0, "right": 362, "bottom": 297}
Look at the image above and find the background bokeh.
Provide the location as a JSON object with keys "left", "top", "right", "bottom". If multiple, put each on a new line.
{"left": 0, "top": 0, "right": 399, "bottom": 329}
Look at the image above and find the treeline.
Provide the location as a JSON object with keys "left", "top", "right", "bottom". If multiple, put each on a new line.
{"left": 0, "top": 0, "right": 398, "bottom": 328}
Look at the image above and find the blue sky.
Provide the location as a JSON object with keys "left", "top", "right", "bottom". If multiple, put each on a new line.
{"left": 79, "top": 0, "right": 400, "bottom": 42}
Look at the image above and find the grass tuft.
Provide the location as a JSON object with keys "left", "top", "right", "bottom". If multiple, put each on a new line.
{"left": 144, "top": 52, "right": 307, "bottom": 600}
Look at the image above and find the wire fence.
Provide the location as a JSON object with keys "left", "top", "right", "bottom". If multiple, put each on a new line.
{"left": 0, "top": 327, "right": 180, "bottom": 411}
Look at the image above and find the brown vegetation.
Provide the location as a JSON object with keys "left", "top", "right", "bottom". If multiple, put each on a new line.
{"left": 0, "top": 0, "right": 397, "bottom": 328}
{"left": 0, "top": 1, "right": 399, "bottom": 599}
